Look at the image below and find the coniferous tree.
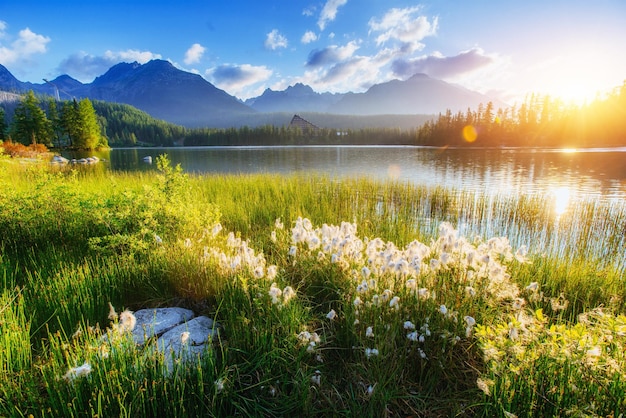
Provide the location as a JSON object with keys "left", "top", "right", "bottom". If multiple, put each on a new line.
{"left": 60, "top": 100, "right": 79, "bottom": 147}
{"left": 0, "top": 107, "right": 7, "bottom": 141}
{"left": 74, "top": 98, "right": 105, "bottom": 149}
{"left": 46, "top": 98, "right": 64, "bottom": 147}
{"left": 10, "top": 91, "right": 53, "bottom": 146}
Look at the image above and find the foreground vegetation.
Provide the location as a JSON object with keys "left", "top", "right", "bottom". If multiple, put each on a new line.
{"left": 1, "top": 155, "right": 625, "bottom": 417}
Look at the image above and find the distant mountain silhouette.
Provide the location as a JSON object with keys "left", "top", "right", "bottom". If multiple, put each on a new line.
{"left": 328, "top": 73, "right": 506, "bottom": 115}
{"left": 0, "top": 60, "right": 255, "bottom": 127}
{"left": 0, "top": 62, "right": 506, "bottom": 127}
{"left": 245, "top": 83, "right": 343, "bottom": 113}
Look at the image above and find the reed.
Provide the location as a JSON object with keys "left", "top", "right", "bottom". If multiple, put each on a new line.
{"left": 0, "top": 157, "right": 624, "bottom": 416}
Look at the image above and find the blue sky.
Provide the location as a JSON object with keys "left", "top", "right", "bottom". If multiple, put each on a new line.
{"left": 1, "top": 0, "right": 625, "bottom": 103}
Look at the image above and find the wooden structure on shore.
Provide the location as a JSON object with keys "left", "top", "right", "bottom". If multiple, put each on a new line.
{"left": 288, "top": 114, "right": 320, "bottom": 133}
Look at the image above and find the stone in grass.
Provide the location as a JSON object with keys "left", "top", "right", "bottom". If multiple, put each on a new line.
{"left": 131, "top": 307, "right": 220, "bottom": 372}
{"left": 132, "top": 307, "right": 195, "bottom": 345}
{"left": 157, "top": 316, "right": 220, "bottom": 369}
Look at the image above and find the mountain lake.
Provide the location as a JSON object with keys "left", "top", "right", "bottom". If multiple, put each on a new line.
{"left": 62, "top": 145, "right": 626, "bottom": 204}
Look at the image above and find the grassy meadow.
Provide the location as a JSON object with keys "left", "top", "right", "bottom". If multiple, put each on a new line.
{"left": 1, "top": 153, "right": 625, "bottom": 417}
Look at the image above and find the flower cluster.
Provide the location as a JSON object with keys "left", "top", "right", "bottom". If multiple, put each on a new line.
{"left": 287, "top": 218, "right": 529, "bottom": 366}
{"left": 476, "top": 301, "right": 626, "bottom": 414}
{"left": 202, "top": 230, "right": 277, "bottom": 280}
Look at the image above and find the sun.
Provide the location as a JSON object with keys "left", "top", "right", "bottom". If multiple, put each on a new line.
{"left": 527, "top": 50, "right": 610, "bottom": 106}
{"left": 550, "top": 80, "right": 600, "bottom": 106}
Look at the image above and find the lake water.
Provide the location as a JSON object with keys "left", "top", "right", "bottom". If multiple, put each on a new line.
{"left": 64, "top": 146, "right": 626, "bottom": 202}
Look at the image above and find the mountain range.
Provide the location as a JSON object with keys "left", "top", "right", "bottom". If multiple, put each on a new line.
{"left": 0, "top": 60, "right": 505, "bottom": 128}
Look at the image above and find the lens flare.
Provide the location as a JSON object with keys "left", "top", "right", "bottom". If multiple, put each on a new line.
{"left": 462, "top": 125, "right": 478, "bottom": 143}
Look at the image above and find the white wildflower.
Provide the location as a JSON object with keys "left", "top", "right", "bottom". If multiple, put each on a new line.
{"left": 439, "top": 305, "right": 448, "bottom": 315}
{"left": 389, "top": 296, "right": 400, "bottom": 310}
{"left": 525, "top": 281, "right": 539, "bottom": 292}
{"left": 465, "top": 286, "right": 476, "bottom": 297}
{"left": 288, "top": 246, "right": 297, "bottom": 256}
{"left": 407, "top": 331, "right": 419, "bottom": 342}
{"left": 476, "top": 377, "right": 493, "bottom": 396}
{"left": 108, "top": 302, "right": 118, "bottom": 321}
{"left": 181, "top": 331, "right": 190, "bottom": 345}
{"left": 508, "top": 325, "right": 519, "bottom": 341}
{"left": 297, "top": 331, "right": 312, "bottom": 343}
{"left": 253, "top": 265, "right": 265, "bottom": 279}
{"left": 586, "top": 346, "right": 602, "bottom": 358}
{"left": 211, "top": 223, "right": 223, "bottom": 236}
{"left": 361, "top": 266, "right": 371, "bottom": 279}
{"left": 269, "top": 283, "right": 282, "bottom": 304}
{"left": 366, "top": 326, "right": 374, "bottom": 338}
{"left": 464, "top": 316, "right": 476, "bottom": 337}
{"left": 515, "top": 245, "right": 529, "bottom": 263}
{"left": 63, "top": 362, "right": 92, "bottom": 382}
{"left": 275, "top": 218, "right": 284, "bottom": 229}
{"left": 403, "top": 321, "right": 416, "bottom": 330}
{"left": 154, "top": 234, "right": 162, "bottom": 244}
{"left": 417, "top": 348, "right": 427, "bottom": 359}
{"left": 364, "top": 348, "right": 379, "bottom": 358}
{"left": 550, "top": 294, "right": 569, "bottom": 311}
{"left": 326, "top": 309, "right": 337, "bottom": 320}
{"left": 270, "top": 230, "right": 277, "bottom": 242}
{"left": 353, "top": 296, "right": 363, "bottom": 308}
{"left": 184, "top": 238, "right": 192, "bottom": 248}
{"left": 266, "top": 265, "right": 278, "bottom": 280}
{"left": 405, "top": 278, "right": 416, "bottom": 290}
{"left": 512, "top": 298, "right": 525, "bottom": 310}
{"left": 282, "top": 286, "right": 296, "bottom": 304}
{"left": 464, "top": 316, "right": 476, "bottom": 327}
{"left": 367, "top": 384, "right": 375, "bottom": 396}
{"left": 417, "top": 288, "right": 430, "bottom": 299}
{"left": 214, "top": 378, "right": 225, "bottom": 393}
{"left": 118, "top": 310, "right": 136, "bottom": 332}
{"left": 311, "top": 370, "right": 321, "bottom": 386}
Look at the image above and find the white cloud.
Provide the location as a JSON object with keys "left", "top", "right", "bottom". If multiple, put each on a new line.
{"left": 184, "top": 43, "right": 206, "bottom": 65}
{"left": 103, "top": 49, "right": 161, "bottom": 64}
{"left": 57, "top": 49, "right": 162, "bottom": 81}
{"left": 207, "top": 63, "right": 273, "bottom": 99}
{"left": 391, "top": 48, "right": 496, "bottom": 79}
{"left": 318, "top": 0, "right": 348, "bottom": 30}
{"left": 265, "top": 29, "right": 288, "bottom": 50}
{"left": 306, "top": 40, "right": 360, "bottom": 67}
{"left": 369, "top": 6, "right": 438, "bottom": 52}
{"left": 301, "top": 31, "right": 318, "bottom": 44}
{"left": 302, "top": 6, "right": 316, "bottom": 17}
{"left": 0, "top": 23, "right": 51, "bottom": 67}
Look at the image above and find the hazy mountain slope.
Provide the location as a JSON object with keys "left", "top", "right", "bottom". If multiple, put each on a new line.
{"left": 329, "top": 73, "right": 505, "bottom": 115}
{"left": 245, "top": 83, "right": 343, "bottom": 113}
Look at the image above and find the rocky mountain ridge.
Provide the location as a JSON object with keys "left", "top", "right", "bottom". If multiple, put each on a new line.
{"left": 0, "top": 61, "right": 505, "bottom": 127}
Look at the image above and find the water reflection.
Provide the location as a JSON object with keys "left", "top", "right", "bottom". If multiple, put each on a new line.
{"left": 62, "top": 146, "right": 626, "bottom": 202}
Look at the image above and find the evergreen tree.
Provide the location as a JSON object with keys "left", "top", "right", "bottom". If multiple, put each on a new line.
{"left": 0, "top": 107, "right": 7, "bottom": 141}
{"left": 10, "top": 91, "right": 53, "bottom": 146}
{"left": 60, "top": 100, "right": 79, "bottom": 147}
{"left": 46, "top": 98, "right": 64, "bottom": 147}
{"left": 74, "top": 98, "right": 104, "bottom": 149}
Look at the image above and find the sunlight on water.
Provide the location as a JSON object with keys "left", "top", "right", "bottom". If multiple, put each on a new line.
{"left": 560, "top": 148, "right": 578, "bottom": 154}
{"left": 550, "top": 186, "right": 572, "bottom": 217}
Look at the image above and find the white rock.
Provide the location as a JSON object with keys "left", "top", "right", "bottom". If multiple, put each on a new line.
{"left": 157, "top": 316, "right": 220, "bottom": 359}
{"left": 132, "top": 307, "right": 195, "bottom": 345}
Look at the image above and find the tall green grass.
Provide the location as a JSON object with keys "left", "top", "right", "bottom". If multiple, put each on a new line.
{"left": 0, "top": 156, "right": 624, "bottom": 416}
